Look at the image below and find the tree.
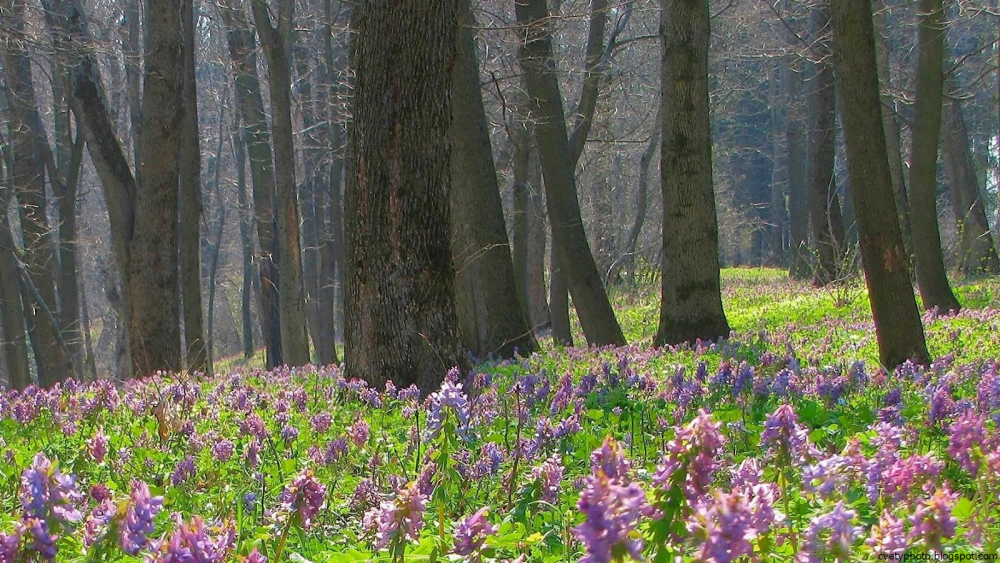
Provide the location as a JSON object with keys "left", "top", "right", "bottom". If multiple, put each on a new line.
{"left": 654, "top": 0, "right": 730, "bottom": 346}
{"left": 831, "top": 0, "right": 929, "bottom": 368}
{"left": 515, "top": 0, "right": 626, "bottom": 347}
{"left": 345, "top": 0, "right": 465, "bottom": 391}
{"left": 0, "top": 127, "right": 30, "bottom": 389}
{"left": 907, "top": 0, "right": 960, "bottom": 313}
{"left": 252, "top": 0, "right": 311, "bottom": 366}
{"left": 451, "top": 0, "right": 537, "bottom": 360}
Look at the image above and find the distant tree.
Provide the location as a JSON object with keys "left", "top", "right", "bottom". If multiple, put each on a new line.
{"left": 0, "top": 128, "right": 30, "bottom": 389}
{"left": 451, "top": 0, "right": 538, "bottom": 359}
{"left": 908, "top": 0, "right": 960, "bottom": 313}
{"left": 515, "top": 0, "right": 626, "bottom": 347}
{"left": 345, "top": 0, "right": 465, "bottom": 391}
{"left": 831, "top": 0, "right": 930, "bottom": 368}
{"left": 654, "top": 0, "right": 730, "bottom": 346}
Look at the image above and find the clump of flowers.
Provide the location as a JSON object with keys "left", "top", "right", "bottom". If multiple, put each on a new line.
{"left": 348, "top": 419, "right": 370, "bottom": 448}
{"left": 18, "top": 453, "right": 84, "bottom": 559}
{"left": 909, "top": 486, "right": 957, "bottom": 552}
{"left": 530, "top": 455, "right": 564, "bottom": 504}
{"left": 87, "top": 430, "right": 109, "bottom": 463}
{"left": 948, "top": 411, "right": 985, "bottom": 477}
{"left": 453, "top": 506, "right": 498, "bottom": 560}
{"left": 866, "top": 510, "right": 909, "bottom": 555}
{"left": 799, "top": 502, "right": 862, "bottom": 562}
{"left": 146, "top": 515, "right": 236, "bottom": 563}
{"left": 363, "top": 482, "right": 427, "bottom": 558}
{"left": 119, "top": 480, "right": 165, "bottom": 555}
{"left": 277, "top": 470, "right": 327, "bottom": 529}
{"left": 426, "top": 378, "right": 470, "bottom": 440}
{"left": 575, "top": 436, "right": 653, "bottom": 563}
{"left": 653, "top": 409, "right": 726, "bottom": 503}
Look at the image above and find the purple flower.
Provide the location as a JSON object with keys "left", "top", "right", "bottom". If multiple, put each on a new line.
{"left": 689, "top": 491, "right": 757, "bottom": 563}
{"left": 948, "top": 411, "right": 985, "bottom": 476}
{"left": 591, "top": 435, "right": 631, "bottom": 481}
{"left": 87, "top": 430, "right": 110, "bottom": 463}
{"left": 574, "top": 476, "right": 651, "bottom": 563}
{"left": 310, "top": 413, "right": 333, "bottom": 434}
{"left": 866, "top": 510, "right": 909, "bottom": 555}
{"left": 653, "top": 409, "right": 726, "bottom": 503}
{"left": 348, "top": 419, "right": 370, "bottom": 448}
{"left": 244, "top": 547, "right": 267, "bottom": 563}
{"left": 530, "top": 455, "right": 564, "bottom": 504}
{"left": 146, "top": 515, "right": 236, "bottom": 563}
{"left": 426, "top": 380, "right": 471, "bottom": 439}
{"left": 23, "top": 518, "right": 57, "bottom": 560}
{"left": 20, "top": 453, "right": 84, "bottom": 525}
{"left": 363, "top": 483, "right": 427, "bottom": 550}
{"left": 909, "top": 487, "right": 957, "bottom": 552}
{"left": 119, "top": 480, "right": 164, "bottom": 555}
{"left": 278, "top": 470, "right": 327, "bottom": 529}
{"left": 281, "top": 425, "right": 299, "bottom": 445}
{"left": 0, "top": 527, "right": 20, "bottom": 563}
{"left": 211, "top": 439, "right": 235, "bottom": 463}
{"left": 325, "top": 438, "right": 349, "bottom": 464}
{"left": 453, "top": 506, "right": 498, "bottom": 557}
{"left": 799, "top": 502, "right": 862, "bottom": 562}
{"left": 83, "top": 498, "right": 116, "bottom": 548}
{"left": 760, "top": 404, "right": 807, "bottom": 459}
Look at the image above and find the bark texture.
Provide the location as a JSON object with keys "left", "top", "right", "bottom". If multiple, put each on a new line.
{"left": 345, "top": 0, "right": 465, "bottom": 392}
{"left": 907, "top": 0, "right": 960, "bottom": 313}
{"left": 511, "top": 125, "right": 551, "bottom": 332}
{"left": 515, "top": 0, "right": 626, "bottom": 347}
{"left": 451, "top": 0, "right": 537, "bottom": 360}
{"left": 655, "top": 0, "right": 730, "bottom": 346}
{"left": 831, "top": 0, "right": 930, "bottom": 368}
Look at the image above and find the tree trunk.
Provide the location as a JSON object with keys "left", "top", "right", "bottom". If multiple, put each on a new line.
{"left": 0, "top": 140, "right": 31, "bottom": 389}
{"left": 786, "top": 40, "right": 810, "bottom": 280}
{"left": 451, "top": 0, "right": 537, "bottom": 360}
{"left": 655, "top": 0, "right": 731, "bottom": 346}
{"left": 831, "top": 0, "right": 930, "bottom": 368}
{"left": 512, "top": 125, "right": 551, "bottom": 333}
{"left": 179, "top": 0, "right": 208, "bottom": 374}
{"left": 942, "top": 97, "right": 1000, "bottom": 275}
{"left": 234, "top": 123, "right": 255, "bottom": 358}
{"left": 345, "top": 0, "right": 466, "bottom": 392}
{"left": 218, "top": 0, "right": 282, "bottom": 367}
{"left": 874, "top": 0, "right": 912, "bottom": 252}
{"left": 767, "top": 61, "right": 788, "bottom": 267}
{"left": 251, "top": 0, "right": 311, "bottom": 366}
{"left": 1, "top": 0, "right": 73, "bottom": 386}
{"left": 611, "top": 108, "right": 660, "bottom": 284}
{"left": 127, "top": 0, "right": 185, "bottom": 375}
{"left": 515, "top": 0, "right": 626, "bottom": 347}
{"left": 549, "top": 236, "right": 573, "bottom": 346}
{"left": 806, "top": 3, "right": 846, "bottom": 286}
{"left": 907, "top": 0, "right": 960, "bottom": 313}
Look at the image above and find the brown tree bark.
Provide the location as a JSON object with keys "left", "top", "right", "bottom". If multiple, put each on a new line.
{"left": 511, "top": 125, "right": 551, "bottom": 333}
{"left": 251, "top": 0, "right": 311, "bottom": 366}
{"left": 907, "top": 0, "right": 960, "bottom": 313}
{"left": 831, "top": 0, "right": 930, "bottom": 369}
{"left": 233, "top": 123, "right": 255, "bottom": 358}
{"left": 127, "top": 0, "right": 186, "bottom": 375}
{"left": 1, "top": 0, "right": 73, "bottom": 385}
{"left": 515, "top": 0, "right": 626, "bottom": 347}
{"left": 451, "top": 0, "right": 538, "bottom": 360}
{"left": 942, "top": 97, "right": 1000, "bottom": 275}
{"left": 179, "top": 0, "right": 208, "bottom": 374}
{"left": 345, "top": 0, "right": 466, "bottom": 391}
{"left": 218, "top": 0, "right": 283, "bottom": 367}
{"left": 655, "top": 0, "right": 731, "bottom": 346}
{"left": 0, "top": 135, "right": 31, "bottom": 389}
{"left": 806, "top": 3, "right": 847, "bottom": 286}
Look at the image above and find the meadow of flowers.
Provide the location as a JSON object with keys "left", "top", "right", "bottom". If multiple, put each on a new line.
{"left": 1, "top": 271, "right": 999, "bottom": 562}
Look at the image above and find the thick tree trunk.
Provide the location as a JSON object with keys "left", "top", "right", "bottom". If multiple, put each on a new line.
{"left": 345, "top": 0, "right": 466, "bottom": 392}
{"left": 1, "top": 0, "right": 73, "bottom": 386}
{"left": 218, "top": 0, "right": 282, "bottom": 367}
{"left": 655, "top": 0, "right": 731, "bottom": 346}
{"left": 907, "top": 0, "right": 960, "bottom": 313}
{"left": 942, "top": 97, "right": 1000, "bottom": 275}
{"left": 549, "top": 237, "right": 573, "bottom": 346}
{"left": 179, "top": 0, "right": 208, "bottom": 374}
{"left": 127, "top": 0, "right": 185, "bottom": 375}
{"left": 831, "top": 0, "right": 930, "bottom": 368}
{"left": 252, "top": 0, "right": 310, "bottom": 366}
{"left": 451, "top": 0, "right": 537, "bottom": 360}
{"left": 515, "top": 0, "right": 625, "bottom": 347}
{"left": 806, "top": 4, "right": 846, "bottom": 286}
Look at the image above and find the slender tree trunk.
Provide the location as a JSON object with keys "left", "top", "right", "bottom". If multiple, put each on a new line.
{"left": 768, "top": 61, "right": 788, "bottom": 266}
{"left": 656, "top": 0, "right": 730, "bottom": 346}
{"left": 78, "top": 258, "right": 98, "bottom": 380}
{"left": 234, "top": 124, "right": 255, "bottom": 358}
{"left": 908, "top": 0, "right": 960, "bottom": 313}
{"left": 549, "top": 235, "right": 573, "bottom": 346}
{"left": 942, "top": 97, "right": 1000, "bottom": 275}
{"left": 0, "top": 140, "right": 31, "bottom": 389}
{"left": 218, "top": 0, "right": 282, "bottom": 367}
{"left": 831, "top": 0, "right": 930, "bottom": 368}
{"left": 512, "top": 125, "right": 551, "bottom": 332}
{"left": 515, "top": 0, "right": 626, "bottom": 346}
{"left": 613, "top": 111, "right": 659, "bottom": 285}
{"left": 206, "top": 198, "right": 226, "bottom": 367}
{"left": 806, "top": 3, "right": 846, "bottom": 286}
{"left": 1, "top": 0, "right": 73, "bottom": 386}
{"left": 127, "top": 0, "right": 185, "bottom": 375}
{"left": 251, "top": 0, "right": 310, "bottom": 366}
{"left": 451, "top": 0, "right": 537, "bottom": 359}
{"left": 786, "top": 34, "right": 810, "bottom": 280}
{"left": 123, "top": 0, "right": 142, "bottom": 172}
{"left": 346, "top": 0, "right": 466, "bottom": 391}
{"left": 179, "top": 0, "right": 208, "bottom": 374}
{"left": 874, "top": 0, "right": 912, "bottom": 252}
